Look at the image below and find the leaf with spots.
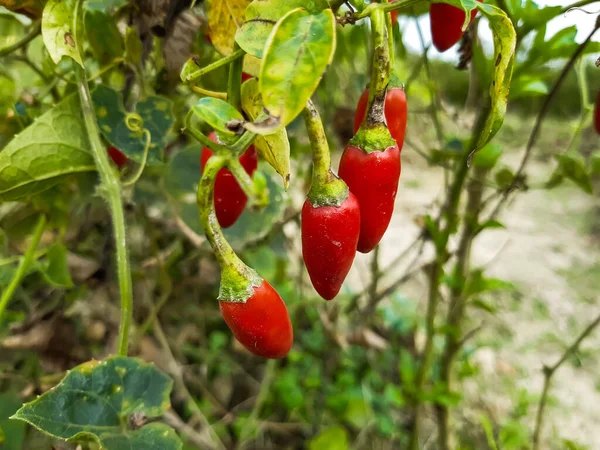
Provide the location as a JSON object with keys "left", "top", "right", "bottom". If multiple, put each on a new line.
{"left": 259, "top": 8, "right": 336, "bottom": 127}
{"left": 206, "top": 0, "right": 251, "bottom": 55}
{"left": 0, "top": 94, "right": 95, "bottom": 203}
{"left": 92, "top": 85, "right": 174, "bottom": 166}
{"left": 41, "top": 0, "right": 84, "bottom": 67}
{"left": 470, "top": 3, "right": 516, "bottom": 157}
{"left": 11, "top": 356, "right": 182, "bottom": 450}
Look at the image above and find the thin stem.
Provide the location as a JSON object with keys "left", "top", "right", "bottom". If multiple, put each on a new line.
{"left": 183, "top": 50, "right": 245, "bottom": 83}
{"left": 354, "top": 0, "right": 426, "bottom": 20}
{"left": 0, "top": 215, "right": 46, "bottom": 323}
{"left": 488, "top": 25, "right": 599, "bottom": 220}
{"left": 75, "top": 65, "right": 133, "bottom": 356}
{"left": 532, "top": 311, "right": 600, "bottom": 449}
{"left": 227, "top": 43, "right": 244, "bottom": 111}
{"left": 191, "top": 85, "right": 228, "bottom": 100}
{"left": 385, "top": 9, "right": 395, "bottom": 70}
{"left": 122, "top": 129, "right": 151, "bottom": 187}
{"left": 228, "top": 158, "right": 258, "bottom": 204}
{"left": 303, "top": 100, "right": 331, "bottom": 182}
{"left": 364, "top": 8, "right": 390, "bottom": 127}
{"left": 0, "top": 20, "right": 41, "bottom": 58}
{"left": 89, "top": 57, "right": 124, "bottom": 81}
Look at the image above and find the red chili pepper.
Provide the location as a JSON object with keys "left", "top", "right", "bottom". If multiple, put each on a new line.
{"left": 389, "top": 0, "right": 398, "bottom": 27}
{"left": 595, "top": 91, "right": 600, "bottom": 134}
{"left": 338, "top": 144, "right": 401, "bottom": 253}
{"left": 302, "top": 192, "right": 360, "bottom": 300}
{"left": 219, "top": 279, "right": 293, "bottom": 358}
{"left": 430, "top": 1, "right": 481, "bottom": 53}
{"left": 108, "top": 146, "right": 128, "bottom": 168}
{"left": 354, "top": 87, "right": 408, "bottom": 150}
{"left": 200, "top": 132, "right": 258, "bottom": 228}
{"left": 241, "top": 72, "right": 253, "bottom": 82}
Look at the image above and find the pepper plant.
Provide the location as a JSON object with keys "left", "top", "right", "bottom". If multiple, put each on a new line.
{"left": 0, "top": 0, "right": 598, "bottom": 448}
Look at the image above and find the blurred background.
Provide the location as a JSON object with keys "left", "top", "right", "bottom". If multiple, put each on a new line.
{"left": 1, "top": 1, "right": 600, "bottom": 449}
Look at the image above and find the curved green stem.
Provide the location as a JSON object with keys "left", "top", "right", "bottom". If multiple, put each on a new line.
{"left": 227, "top": 43, "right": 244, "bottom": 111}
{"left": 75, "top": 65, "right": 133, "bottom": 356}
{"left": 0, "top": 215, "right": 46, "bottom": 323}
{"left": 354, "top": 0, "right": 427, "bottom": 20}
{"left": 303, "top": 100, "right": 348, "bottom": 206}
{"left": 0, "top": 20, "right": 41, "bottom": 58}
{"left": 122, "top": 129, "right": 151, "bottom": 187}
{"left": 183, "top": 50, "right": 245, "bottom": 84}
{"left": 385, "top": 7, "right": 395, "bottom": 71}
{"left": 228, "top": 159, "right": 266, "bottom": 208}
{"left": 191, "top": 85, "right": 228, "bottom": 100}
{"left": 198, "top": 156, "right": 261, "bottom": 302}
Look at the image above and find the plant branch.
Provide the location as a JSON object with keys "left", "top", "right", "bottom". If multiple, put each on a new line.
{"left": 183, "top": 50, "right": 245, "bottom": 84}
{"left": 0, "top": 214, "right": 46, "bottom": 323}
{"left": 0, "top": 20, "right": 41, "bottom": 58}
{"left": 532, "top": 311, "right": 600, "bottom": 449}
{"left": 75, "top": 65, "right": 133, "bottom": 356}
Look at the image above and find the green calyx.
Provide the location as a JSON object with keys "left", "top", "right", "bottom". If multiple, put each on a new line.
{"left": 308, "top": 171, "right": 349, "bottom": 207}
{"left": 389, "top": 72, "right": 405, "bottom": 90}
{"left": 219, "top": 264, "right": 263, "bottom": 303}
{"left": 350, "top": 124, "right": 396, "bottom": 153}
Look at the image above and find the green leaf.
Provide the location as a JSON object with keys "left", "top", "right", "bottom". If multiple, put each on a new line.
{"left": 480, "top": 414, "right": 499, "bottom": 450}
{"left": 495, "top": 167, "right": 514, "bottom": 190}
{"left": 472, "top": 142, "right": 502, "bottom": 169}
{"left": 590, "top": 151, "right": 600, "bottom": 176}
{"left": 41, "top": 243, "right": 73, "bottom": 287}
{"left": 399, "top": 349, "right": 415, "bottom": 387}
{"left": 470, "top": 298, "right": 497, "bottom": 314}
{"left": 85, "top": 10, "right": 124, "bottom": 64}
{"left": 259, "top": 8, "right": 336, "bottom": 127}
{"left": 11, "top": 356, "right": 181, "bottom": 450}
{"left": 0, "top": 13, "right": 26, "bottom": 53}
{"left": 0, "top": 94, "right": 96, "bottom": 202}
{"left": 241, "top": 78, "right": 290, "bottom": 187}
{"left": 0, "top": 393, "right": 25, "bottom": 450}
{"left": 308, "top": 427, "right": 349, "bottom": 450}
{"left": 476, "top": 219, "right": 505, "bottom": 233}
{"left": 41, "top": 0, "right": 84, "bottom": 67}
{"left": 86, "top": 0, "right": 127, "bottom": 12}
{"left": 206, "top": 0, "right": 251, "bottom": 55}
{"left": 192, "top": 97, "right": 244, "bottom": 139}
{"left": 509, "top": 77, "right": 547, "bottom": 100}
{"left": 554, "top": 153, "right": 593, "bottom": 194}
{"left": 465, "top": 269, "right": 514, "bottom": 296}
{"left": 92, "top": 85, "right": 174, "bottom": 166}
{"left": 471, "top": 3, "right": 516, "bottom": 155}
{"left": 234, "top": 0, "right": 328, "bottom": 58}
{"left": 343, "top": 395, "right": 372, "bottom": 429}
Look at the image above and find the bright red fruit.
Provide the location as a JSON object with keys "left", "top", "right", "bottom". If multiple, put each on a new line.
{"left": 200, "top": 132, "right": 258, "bottom": 228}
{"left": 389, "top": 0, "right": 398, "bottom": 26}
{"left": 354, "top": 87, "right": 408, "bottom": 150}
{"left": 220, "top": 280, "right": 293, "bottom": 358}
{"left": 595, "top": 91, "right": 600, "bottom": 134}
{"left": 241, "top": 72, "right": 253, "bottom": 82}
{"left": 338, "top": 144, "right": 401, "bottom": 253}
{"left": 108, "top": 146, "right": 127, "bottom": 168}
{"left": 302, "top": 193, "right": 360, "bottom": 300}
{"left": 430, "top": 1, "right": 481, "bottom": 53}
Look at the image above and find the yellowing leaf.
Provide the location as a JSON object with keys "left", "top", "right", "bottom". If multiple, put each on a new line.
{"left": 207, "top": 0, "right": 251, "bottom": 55}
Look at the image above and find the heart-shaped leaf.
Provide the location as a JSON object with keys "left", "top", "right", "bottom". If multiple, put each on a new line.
{"left": 41, "top": 0, "right": 84, "bottom": 67}
{"left": 241, "top": 78, "right": 290, "bottom": 187}
{"left": 11, "top": 356, "right": 181, "bottom": 450}
{"left": 92, "top": 85, "right": 174, "bottom": 166}
{"left": 259, "top": 8, "right": 336, "bottom": 127}
{"left": 0, "top": 94, "right": 96, "bottom": 202}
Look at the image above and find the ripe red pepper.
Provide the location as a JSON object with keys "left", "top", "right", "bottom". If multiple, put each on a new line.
{"left": 354, "top": 87, "right": 407, "bottom": 150}
{"left": 241, "top": 72, "right": 253, "bottom": 82}
{"left": 200, "top": 132, "right": 258, "bottom": 228}
{"left": 302, "top": 192, "right": 360, "bottom": 300}
{"left": 338, "top": 144, "right": 401, "bottom": 253}
{"left": 389, "top": 0, "right": 398, "bottom": 26}
{"left": 430, "top": 1, "right": 481, "bottom": 53}
{"left": 219, "top": 280, "right": 293, "bottom": 358}
{"left": 108, "top": 146, "right": 127, "bottom": 168}
{"left": 595, "top": 90, "right": 600, "bottom": 134}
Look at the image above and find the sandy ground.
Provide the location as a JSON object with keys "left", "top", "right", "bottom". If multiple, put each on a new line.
{"left": 345, "top": 148, "right": 600, "bottom": 449}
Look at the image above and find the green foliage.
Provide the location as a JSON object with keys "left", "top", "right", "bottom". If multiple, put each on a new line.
{"left": 41, "top": 0, "right": 84, "bottom": 67}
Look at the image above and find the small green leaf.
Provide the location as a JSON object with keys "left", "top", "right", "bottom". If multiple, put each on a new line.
{"left": 92, "top": 85, "right": 174, "bottom": 165}
{"left": 41, "top": 243, "right": 73, "bottom": 287}
{"left": 0, "top": 94, "right": 95, "bottom": 202}
{"left": 85, "top": 10, "right": 124, "bottom": 64}
{"left": 471, "top": 3, "right": 516, "bottom": 155}
{"left": 476, "top": 219, "right": 505, "bottom": 233}
{"left": 234, "top": 0, "right": 328, "bottom": 58}
{"left": 470, "top": 298, "right": 497, "bottom": 314}
{"left": 472, "top": 142, "right": 502, "bottom": 169}
{"left": 555, "top": 153, "right": 593, "bottom": 194}
{"left": 11, "top": 356, "right": 181, "bottom": 450}
{"left": 495, "top": 167, "right": 514, "bottom": 190}
{"left": 308, "top": 427, "right": 349, "bottom": 450}
{"left": 124, "top": 26, "right": 142, "bottom": 65}
{"left": 41, "top": 0, "right": 84, "bottom": 67}
{"left": 192, "top": 97, "right": 244, "bottom": 138}
{"left": 260, "top": 8, "right": 336, "bottom": 127}
{"left": 241, "top": 78, "right": 290, "bottom": 187}
{"left": 509, "top": 76, "right": 548, "bottom": 100}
